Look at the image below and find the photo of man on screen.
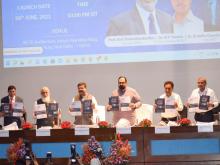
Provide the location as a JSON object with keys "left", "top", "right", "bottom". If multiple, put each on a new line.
{"left": 171, "top": 0, "right": 204, "bottom": 34}
{"left": 106, "top": 0, "right": 173, "bottom": 36}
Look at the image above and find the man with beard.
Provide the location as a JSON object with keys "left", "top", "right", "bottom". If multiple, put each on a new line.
{"left": 70, "top": 82, "right": 98, "bottom": 125}
{"left": 34, "top": 87, "right": 60, "bottom": 128}
{"left": 0, "top": 85, "right": 25, "bottom": 128}
{"left": 107, "top": 76, "right": 142, "bottom": 126}
{"left": 106, "top": 0, "right": 173, "bottom": 36}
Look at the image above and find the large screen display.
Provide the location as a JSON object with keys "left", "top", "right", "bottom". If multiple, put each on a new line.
{"left": 2, "top": 0, "right": 220, "bottom": 68}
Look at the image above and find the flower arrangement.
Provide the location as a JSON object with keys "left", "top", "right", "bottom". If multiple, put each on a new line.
{"left": 178, "top": 118, "right": 191, "bottom": 126}
{"left": 7, "top": 139, "right": 38, "bottom": 165}
{"left": 61, "top": 121, "right": 72, "bottom": 129}
{"left": 7, "top": 138, "right": 26, "bottom": 164}
{"left": 138, "top": 118, "right": 152, "bottom": 127}
{"left": 98, "top": 121, "right": 109, "bottom": 128}
{"left": 103, "top": 134, "right": 131, "bottom": 165}
{"left": 82, "top": 136, "right": 103, "bottom": 165}
{"left": 22, "top": 122, "right": 33, "bottom": 130}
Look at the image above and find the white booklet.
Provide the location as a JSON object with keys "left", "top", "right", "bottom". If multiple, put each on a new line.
{"left": 13, "top": 102, "right": 24, "bottom": 117}
{"left": 119, "top": 96, "right": 131, "bottom": 111}
{"left": 70, "top": 101, "right": 82, "bottom": 116}
{"left": 165, "top": 98, "right": 175, "bottom": 109}
{"left": 188, "top": 97, "right": 199, "bottom": 113}
{"left": 165, "top": 98, "right": 176, "bottom": 114}
{"left": 34, "top": 104, "right": 47, "bottom": 119}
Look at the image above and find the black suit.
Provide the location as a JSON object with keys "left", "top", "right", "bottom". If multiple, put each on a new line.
{"left": 1, "top": 96, "right": 24, "bottom": 128}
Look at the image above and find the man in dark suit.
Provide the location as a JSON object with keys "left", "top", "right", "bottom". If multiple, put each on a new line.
{"left": 0, "top": 85, "right": 25, "bottom": 128}
{"left": 106, "top": 0, "right": 173, "bottom": 36}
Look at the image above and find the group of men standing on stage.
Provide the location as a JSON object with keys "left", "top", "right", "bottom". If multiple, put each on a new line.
{"left": 0, "top": 76, "right": 219, "bottom": 129}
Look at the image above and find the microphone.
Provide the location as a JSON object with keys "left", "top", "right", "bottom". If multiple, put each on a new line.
{"left": 70, "top": 144, "right": 79, "bottom": 165}
{"left": 46, "top": 152, "right": 53, "bottom": 165}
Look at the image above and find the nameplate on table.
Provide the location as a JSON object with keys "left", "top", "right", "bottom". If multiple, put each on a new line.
{"left": 116, "top": 127, "right": 131, "bottom": 134}
{"left": 0, "top": 130, "right": 9, "bottom": 137}
{"left": 36, "top": 129, "right": 51, "bottom": 136}
{"left": 197, "top": 124, "right": 213, "bottom": 133}
{"left": 155, "top": 126, "right": 170, "bottom": 134}
{"left": 75, "top": 127, "right": 90, "bottom": 135}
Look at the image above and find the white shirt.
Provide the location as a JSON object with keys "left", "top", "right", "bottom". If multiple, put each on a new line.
{"left": 189, "top": 87, "right": 219, "bottom": 112}
{"left": 8, "top": 96, "right": 15, "bottom": 104}
{"left": 173, "top": 10, "right": 204, "bottom": 34}
{"left": 136, "top": 3, "right": 161, "bottom": 34}
{"left": 159, "top": 92, "right": 183, "bottom": 118}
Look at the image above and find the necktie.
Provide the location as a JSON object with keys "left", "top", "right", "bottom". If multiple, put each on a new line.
{"left": 9, "top": 98, "right": 13, "bottom": 112}
{"left": 149, "top": 14, "right": 157, "bottom": 34}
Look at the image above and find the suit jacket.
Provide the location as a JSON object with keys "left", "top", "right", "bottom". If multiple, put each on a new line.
{"left": 1, "top": 95, "right": 23, "bottom": 104}
{"left": 1, "top": 95, "right": 24, "bottom": 127}
{"left": 106, "top": 7, "right": 173, "bottom": 36}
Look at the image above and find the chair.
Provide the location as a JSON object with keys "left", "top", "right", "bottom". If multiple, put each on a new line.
{"left": 92, "top": 105, "right": 105, "bottom": 123}
{"left": 135, "top": 104, "right": 153, "bottom": 124}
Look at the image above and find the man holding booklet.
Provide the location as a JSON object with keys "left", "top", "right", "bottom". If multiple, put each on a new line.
{"left": 186, "top": 77, "right": 219, "bottom": 123}
{"left": 69, "top": 82, "right": 97, "bottom": 125}
{"left": 0, "top": 85, "right": 25, "bottom": 128}
{"left": 34, "top": 86, "right": 60, "bottom": 128}
{"left": 107, "top": 76, "right": 141, "bottom": 126}
{"left": 155, "top": 81, "right": 183, "bottom": 125}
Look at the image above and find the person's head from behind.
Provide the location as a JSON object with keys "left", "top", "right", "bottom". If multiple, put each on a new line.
{"left": 118, "top": 76, "right": 128, "bottom": 90}
{"left": 171, "top": 0, "right": 192, "bottom": 17}
{"left": 8, "top": 85, "right": 16, "bottom": 98}
{"left": 164, "top": 81, "right": 174, "bottom": 97}
{"left": 40, "top": 86, "right": 50, "bottom": 102}
{"left": 138, "top": 0, "right": 158, "bottom": 12}
{"left": 77, "top": 82, "right": 87, "bottom": 97}
{"left": 197, "top": 77, "right": 207, "bottom": 92}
